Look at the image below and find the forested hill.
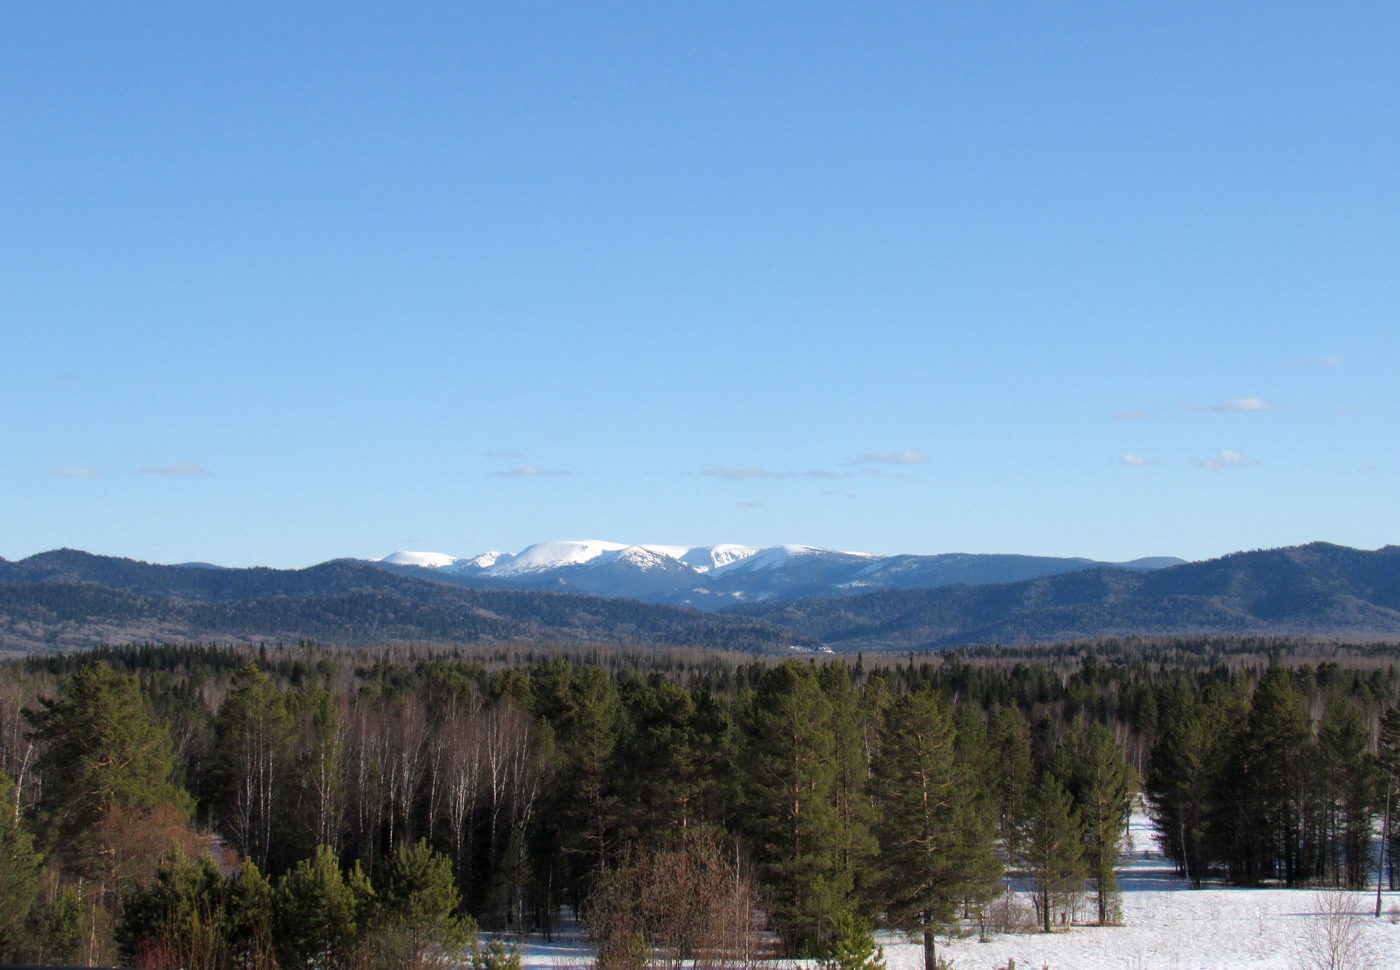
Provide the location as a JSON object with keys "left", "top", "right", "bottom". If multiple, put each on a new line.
{"left": 0, "top": 549, "right": 786, "bottom": 653}
{"left": 730, "top": 542, "right": 1400, "bottom": 650}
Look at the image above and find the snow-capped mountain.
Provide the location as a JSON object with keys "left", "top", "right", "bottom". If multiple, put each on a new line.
{"left": 370, "top": 541, "right": 1184, "bottom": 610}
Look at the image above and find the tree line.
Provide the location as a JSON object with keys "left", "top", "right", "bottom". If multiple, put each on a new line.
{"left": 0, "top": 638, "right": 1393, "bottom": 970}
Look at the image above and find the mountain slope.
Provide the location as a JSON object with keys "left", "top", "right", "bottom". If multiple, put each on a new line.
{"left": 731, "top": 542, "right": 1400, "bottom": 650}
{"left": 0, "top": 551, "right": 787, "bottom": 653}
{"left": 370, "top": 541, "right": 1185, "bottom": 607}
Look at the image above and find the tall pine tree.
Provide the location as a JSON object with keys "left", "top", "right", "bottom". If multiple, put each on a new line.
{"left": 872, "top": 688, "right": 999, "bottom": 970}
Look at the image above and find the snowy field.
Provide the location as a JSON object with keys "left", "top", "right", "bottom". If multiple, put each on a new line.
{"left": 502, "top": 813, "right": 1400, "bottom": 970}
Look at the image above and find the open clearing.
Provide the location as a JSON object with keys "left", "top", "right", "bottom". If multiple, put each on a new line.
{"left": 507, "top": 814, "right": 1399, "bottom": 970}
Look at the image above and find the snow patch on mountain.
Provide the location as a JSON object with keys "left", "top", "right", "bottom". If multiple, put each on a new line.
{"left": 484, "top": 540, "right": 629, "bottom": 576}
{"left": 677, "top": 544, "right": 761, "bottom": 572}
{"left": 378, "top": 551, "right": 459, "bottom": 568}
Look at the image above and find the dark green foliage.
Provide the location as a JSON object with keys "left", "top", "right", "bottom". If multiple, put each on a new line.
{"left": 816, "top": 911, "right": 885, "bottom": 970}
{"left": 872, "top": 689, "right": 999, "bottom": 970}
{"left": 1242, "top": 667, "right": 1314, "bottom": 886}
{"left": 208, "top": 664, "right": 294, "bottom": 870}
{"left": 26, "top": 662, "right": 185, "bottom": 851}
{"left": 1063, "top": 723, "right": 1135, "bottom": 924}
{"left": 118, "top": 853, "right": 229, "bottom": 970}
{"left": 0, "top": 637, "right": 1388, "bottom": 961}
{"left": 377, "top": 839, "right": 475, "bottom": 970}
{"left": 743, "top": 661, "right": 848, "bottom": 955}
{"left": 0, "top": 772, "right": 41, "bottom": 959}
{"left": 1314, "top": 696, "right": 1373, "bottom": 888}
{"left": 1018, "top": 775, "right": 1086, "bottom": 933}
{"left": 274, "top": 845, "right": 375, "bottom": 970}
{"left": 0, "top": 553, "right": 788, "bottom": 652}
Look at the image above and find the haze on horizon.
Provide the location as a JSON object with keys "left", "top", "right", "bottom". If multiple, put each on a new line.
{"left": 4, "top": 2, "right": 1398, "bottom": 570}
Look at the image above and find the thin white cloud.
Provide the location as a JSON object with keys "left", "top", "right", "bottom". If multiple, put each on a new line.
{"left": 1294, "top": 354, "right": 1343, "bottom": 368}
{"left": 847, "top": 450, "right": 927, "bottom": 466}
{"left": 51, "top": 465, "right": 98, "bottom": 478}
{"left": 1196, "top": 450, "right": 1250, "bottom": 469}
{"left": 1196, "top": 397, "right": 1279, "bottom": 414}
{"left": 735, "top": 500, "right": 766, "bottom": 508}
{"left": 1120, "top": 454, "right": 1157, "bottom": 467}
{"left": 491, "top": 465, "right": 569, "bottom": 478}
{"left": 139, "top": 464, "right": 210, "bottom": 476}
{"left": 701, "top": 466, "right": 848, "bottom": 480}
{"left": 485, "top": 450, "right": 526, "bottom": 459}
{"left": 1113, "top": 409, "right": 1153, "bottom": 421}
{"left": 703, "top": 466, "right": 774, "bottom": 480}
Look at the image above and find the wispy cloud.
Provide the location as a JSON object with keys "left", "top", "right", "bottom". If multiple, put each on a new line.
{"left": 490, "top": 465, "right": 569, "bottom": 478}
{"left": 822, "top": 490, "right": 859, "bottom": 499}
{"left": 1196, "top": 449, "right": 1250, "bottom": 469}
{"left": 846, "top": 450, "right": 927, "bottom": 466}
{"left": 1194, "top": 397, "right": 1279, "bottom": 414}
{"left": 735, "top": 500, "right": 766, "bottom": 508}
{"left": 51, "top": 465, "right": 98, "bottom": 478}
{"left": 1120, "top": 454, "right": 1157, "bottom": 467}
{"left": 1113, "top": 409, "right": 1153, "bottom": 421}
{"left": 139, "top": 464, "right": 210, "bottom": 476}
{"left": 1294, "top": 354, "right": 1343, "bottom": 368}
{"left": 485, "top": 450, "right": 526, "bottom": 460}
{"left": 702, "top": 466, "right": 773, "bottom": 480}
{"left": 701, "top": 466, "right": 846, "bottom": 480}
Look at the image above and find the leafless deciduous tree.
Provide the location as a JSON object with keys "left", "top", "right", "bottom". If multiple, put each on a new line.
{"left": 584, "top": 831, "right": 763, "bottom": 970}
{"left": 1292, "top": 891, "right": 1379, "bottom": 970}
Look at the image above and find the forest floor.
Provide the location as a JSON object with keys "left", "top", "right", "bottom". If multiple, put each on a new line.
{"left": 502, "top": 813, "right": 1400, "bottom": 970}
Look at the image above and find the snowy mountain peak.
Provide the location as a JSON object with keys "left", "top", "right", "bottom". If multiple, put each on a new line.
{"left": 377, "top": 551, "right": 459, "bottom": 568}
{"left": 485, "top": 540, "right": 629, "bottom": 577}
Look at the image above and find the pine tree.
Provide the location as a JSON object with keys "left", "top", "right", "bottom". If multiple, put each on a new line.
{"left": 819, "top": 662, "right": 878, "bottom": 913}
{"left": 987, "top": 707, "right": 1034, "bottom": 874}
{"left": 1019, "top": 775, "right": 1086, "bottom": 933}
{"left": 25, "top": 661, "right": 185, "bottom": 851}
{"left": 0, "top": 771, "right": 41, "bottom": 960}
{"left": 1066, "top": 723, "right": 1136, "bottom": 924}
{"left": 378, "top": 839, "right": 475, "bottom": 970}
{"left": 210, "top": 665, "right": 294, "bottom": 870}
{"left": 274, "top": 845, "right": 375, "bottom": 970}
{"left": 1315, "top": 696, "right": 1372, "bottom": 889}
{"left": 1376, "top": 706, "right": 1400, "bottom": 911}
{"left": 872, "top": 688, "right": 999, "bottom": 970}
{"left": 1245, "top": 667, "right": 1314, "bottom": 886}
{"left": 744, "top": 660, "right": 847, "bottom": 955}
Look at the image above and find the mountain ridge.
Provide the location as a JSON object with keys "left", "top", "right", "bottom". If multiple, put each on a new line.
{"left": 366, "top": 540, "right": 1186, "bottom": 608}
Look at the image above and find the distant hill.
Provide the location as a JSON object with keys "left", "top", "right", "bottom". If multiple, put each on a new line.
{"left": 0, "top": 549, "right": 787, "bottom": 653}
{"left": 729, "top": 542, "right": 1400, "bottom": 650}
{"left": 5, "top": 542, "right": 1399, "bottom": 654}
{"left": 369, "top": 540, "right": 1184, "bottom": 608}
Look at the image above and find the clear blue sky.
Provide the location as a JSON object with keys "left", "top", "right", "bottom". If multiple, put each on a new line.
{"left": 4, "top": 2, "right": 1398, "bottom": 568}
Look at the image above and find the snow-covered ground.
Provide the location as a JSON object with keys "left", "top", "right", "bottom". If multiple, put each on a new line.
{"left": 912, "top": 812, "right": 1399, "bottom": 970}
{"left": 501, "top": 812, "right": 1399, "bottom": 970}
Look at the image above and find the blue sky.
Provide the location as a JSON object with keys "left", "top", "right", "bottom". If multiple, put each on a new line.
{"left": 4, "top": 2, "right": 1398, "bottom": 568}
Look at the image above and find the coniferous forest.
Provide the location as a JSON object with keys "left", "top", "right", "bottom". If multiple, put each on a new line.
{"left": 0, "top": 638, "right": 1395, "bottom": 970}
